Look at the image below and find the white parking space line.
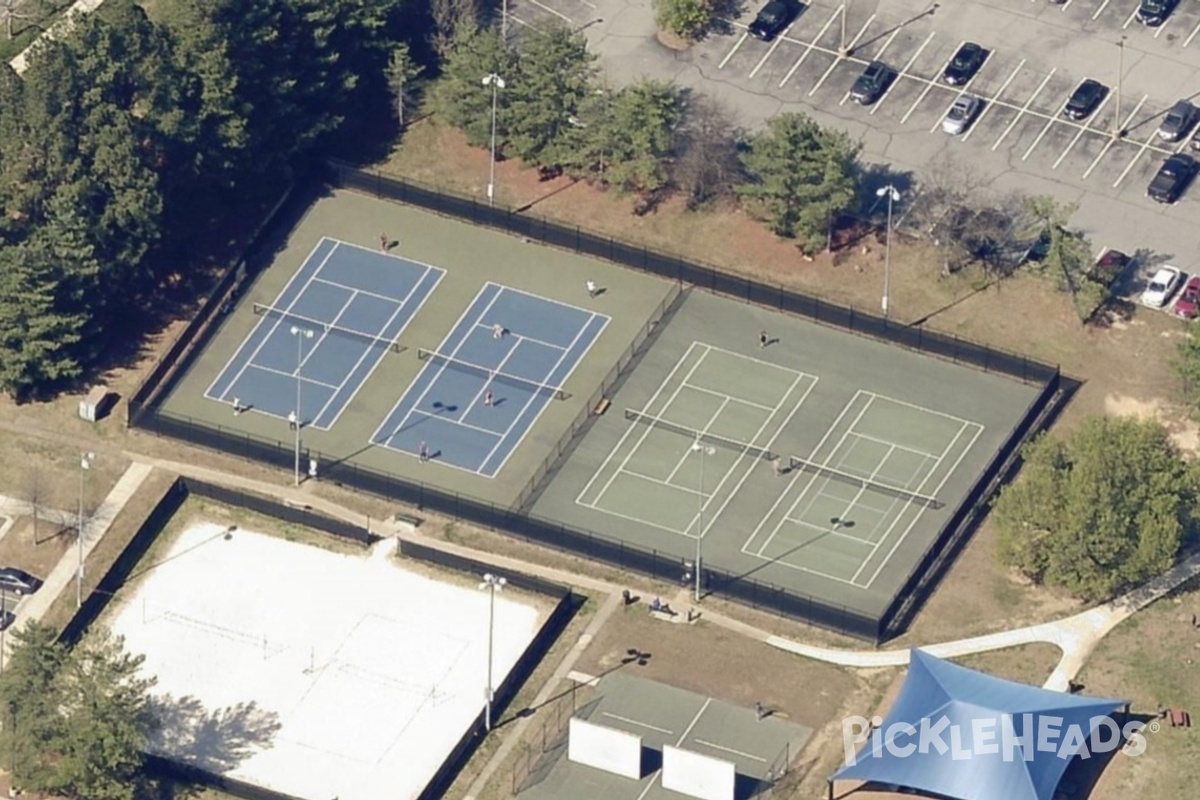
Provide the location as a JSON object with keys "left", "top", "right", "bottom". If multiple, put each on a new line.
{"left": 749, "top": 25, "right": 795, "bottom": 79}
{"left": 811, "top": 14, "right": 877, "bottom": 97}
{"left": 961, "top": 58, "right": 1024, "bottom": 142}
{"left": 905, "top": 42, "right": 960, "bottom": 125}
{"left": 1081, "top": 95, "right": 1146, "bottom": 180}
{"left": 1092, "top": 0, "right": 1112, "bottom": 21}
{"left": 779, "top": 7, "right": 841, "bottom": 87}
{"left": 718, "top": 32, "right": 750, "bottom": 70}
{"left": 1061, "top": 0, "right": 1073, "bottom": 10}
{"left": 1122, "top": 6, "right": 1139, "bottom": 28}
{"left": 925, "top": 50, "right": 993, "bottom": 132}
{"left": 1154, "top": 15, "right": 1174, "bottom": 39}
{"left": 525, "top": 0, "right": 572, "bottom": 22}
{"left": 991, "top": 69, "right": 1056, "bottom": 151}
{"left": 1114, "top": 128, "right": 1160, "bottom": 188}
{"left": 871, "top": 31, "right": 935, "bottom": 115}
{"left": 1186, "top": 18, "right": 1200, "bottom": 48}
{"left": 1053, "top": 95, "right": 1110, "bottom": 168}
{"left": 1022, "top": 116, "right": 1058, "bottom": 161}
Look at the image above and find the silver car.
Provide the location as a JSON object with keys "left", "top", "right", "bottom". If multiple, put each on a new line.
{"left": 1158, "top": 100, "right": 1197, "bottom": 142}
{"left": 942, "top": 95, "right": 980, "bottom": 135}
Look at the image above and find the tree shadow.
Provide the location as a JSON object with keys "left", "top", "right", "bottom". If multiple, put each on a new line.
{"left": 146, "top": 694, "right": 282, "bottom": 773}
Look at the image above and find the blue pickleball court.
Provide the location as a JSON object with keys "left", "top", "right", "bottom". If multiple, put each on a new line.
{"left": 371, "top": 283, "right": 609, "bottom": 477}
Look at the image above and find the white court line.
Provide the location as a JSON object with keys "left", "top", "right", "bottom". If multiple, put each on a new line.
{"left": 245, "top": 363, "right": 339, "bottom": 390}
{"left": 1092, "top": 0, "right": 1112, "bottom": 20}
{"left": 1053, "top": 94, "right": 1110, "bottom": 169}
{"left": 843, "top": 430, "right": 939, "bottom": 459}
{"left": 312, "top": 277, "right": 406, "bottom": 305}
{"left": 1113, "top": 126, "right": 1161, "bottom": 188}
{"left": 748, "top": 25, "right": 794, "bottom": 79}
{"left": 486, "top": 310, "right": 609, "bottom": 476}
{"left": 405, "top": 408, "right": 502, "bottom": 438}
{"left": 992, "top": 69, "right": 1056, "bottom": 151}
{"left": 474, "top": 322, "right": 566, "bottom": 353}
{"left": 860, "top": 422, "right": 985, "bottom": 587}
{"left": 860, "top": 389, "right": 978, "bottom": 429}
{"left": 576, "top": 500, "right": 709, "bottom": 536}
{"left": 870, "top": 30, "right": 935, "bottom": 115}
{"left": 460, "top": 331, "right": 530, "bottom": 422}
{"left": 634, "top": 699, "right": 713, "bottom": 800}
{"left": 815, "top": 15, "right": 878, "bottom": 98}
{"left": 578, "top": 343, "right": 712, "bottom": 507}
{"left": 782, "top": 514, "right": 883, "bottom": 545}
{"left": 321, "top": 265, "right": 446, "bottom": 431}
{"left": 205, "top": 239, "right": 337, "bottom": 403}
{"left": 754, "top": 393, "right": 878, "bottom": 558}
{"left": 626, "top": 468, "right": 704, "bottom": 495}
{"left": 664, "top": 396, "right": 731, "bottom": 490}
{"left": 926, "top": 50, "right": 994, "bottom": 133}
{"left": 602, "top": 713, "right": 673, "bottom": 735}
{"left": 691, "top": 740, "right": 768, "bottom": 762}
{"left": 742, "top": 390, "right": 867, "bottom": 556}
{"left": 906, "top": 41, "right": 962, "bottom": 126}
{"left": 779, "top": 7, "right": 841, "bottom": 88}
{"left": 1081, "top": 95, "right": 1146, "bottom": 179}
{"left": 718, "top": 32, "right": 750, "bottom": 70}
{"left": 1186, "top": 17, "right": 1200, "bottom": 48}
{"left": 1122, "top": 5, "right": 1139, "bottom": 28}
{"left": 493, "top": 281, "right": 610, "bottom": 317}
{"left": 685, "top": 383, "right": 778, "bottom": 412}
{"left": 702, "top": 342, "right": 807, "bottom": 376}
{"left": 369, "top": 285, "right": 504, "bottom": 448}
{"left": 961, "top": 59, "right": 1024, "bottom": 142}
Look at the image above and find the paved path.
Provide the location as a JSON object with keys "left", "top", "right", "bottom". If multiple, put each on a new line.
{"left": 9, "top": 0, "right": 108, "bottom": 75}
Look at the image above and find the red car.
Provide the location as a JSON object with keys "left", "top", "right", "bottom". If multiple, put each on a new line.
{"left": 1175, "top": 276, "right": 1200, "bottom": 318}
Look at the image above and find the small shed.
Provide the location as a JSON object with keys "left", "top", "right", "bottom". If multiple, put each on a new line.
{"left": 78, "top": 385, "right": 114, "bottom": 422}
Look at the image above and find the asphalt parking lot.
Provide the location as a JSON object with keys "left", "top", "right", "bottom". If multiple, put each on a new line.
{"left": 507, "top": 0, "right": 1200, "bottom": 277}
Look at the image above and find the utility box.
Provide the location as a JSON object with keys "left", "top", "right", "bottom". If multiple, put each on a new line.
{"left": 78, "top": 386, "right": 114, "bottom": 422}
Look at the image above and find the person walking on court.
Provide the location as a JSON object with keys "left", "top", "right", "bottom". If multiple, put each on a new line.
{"left": 772, "top": 456, "right": 784, "bottom": 477}
{"left": 759, "top": 330, "right": 768, "bottom": 349}
{"left": 492, "top": 323, "right": 504, "bottom": 339}
{"left": 379, "top": 233, "right": 388, "bottom": 253}
{"left": 484, "top": 389, "right": 494, "bottom": 406}
{"left": 586, "top": 280, "right": 598, "bottom": 297}
{"left": 419, "top": 441, "right": 429, "bottom": 462}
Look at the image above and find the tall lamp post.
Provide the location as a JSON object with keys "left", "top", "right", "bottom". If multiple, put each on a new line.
{"left": 290, "top": 326, "right": 314, "bottom": 486}
{"left": 482, "top": 73, "right": 507, "bottom": 207}
{"left": 876, "top": 185, "right": 901, "bottom": 318}
{"left": 839, "top": 1, "right": 852, "bottom": 56}
{"left": 478, "top": 573, "right": 507, "bottom": 731}
{"left": 690, "top": 440, "right": 716, "bottom": 602}
{"left": 77, "top": 452, "right": 94, "bottom": 608}
{"left": 1114, "top": 36, "right": 1126, "bottom": 139}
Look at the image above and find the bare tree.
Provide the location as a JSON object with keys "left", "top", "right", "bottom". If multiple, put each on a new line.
{"left": 431, "top": 0, "right": 479, "bottom": 58}
{"left": 672, "top": 95, "right": 743, "bottom": 209}
{"left": 386, "top": 43, "right": 424, "bottom": 129}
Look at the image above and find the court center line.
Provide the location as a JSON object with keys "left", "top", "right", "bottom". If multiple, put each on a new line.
{"left": 665, "top": 396, "right": 731, "bottom": 492}
{"left": 700, "top": 342, "right": 813, "bottom": 377}
{"left": 960, "top": 58, "right": 1024, "bottom": 142}
{"left": 488, "top": 281, "right": 609, "bottom": 318}
{"left": 691, "top": 740, "right": 768, "bottom": 762}
{"left": 782, "top": 516, "right": 880, "bottom": 546}
{"left": 859, "top": 423, "right": 984, "bottom": 588}
{"left": 245, "top": 363, "right": 340, "bottom": 390}
{"left": 870, "top": 30, "right": 935, "bottom": 115}
{"left": 632, "top": 698, "right": 712, "bottom": 800}
{"left": 211, "top": 241, "right": 339, "bottom": 403}
{"left": 684, "top": 383, "right": 778, "bottom": 412}
{"left": 861, "top": 390, "right": 979, "bottom": 429}
{"left": 628, "top": 469, "right": 704, "bottom": 495}
{"left": 813, "top": 14, "right": 877, "bottom": 98}
{"left": 320, "top": 264, "right": 446, "bottom": 432}
{"left": 474, "top": 323, "right": 568, "bottom": 353}
{"left": 742, "top": 389, "right": 866, "bottom": 556}
{"left": 311, "top": 277, "right": 408, "bottom": 305}
{"left": 406, "top": 408, "right": 504, "bottom": 438}
{"left": 905, "top": 41, "right": 961, "bottom": 126}
{"left": 1081, "top": 95, "right": 1146, "bottom": 180}
{"left": 601, "top": 713, "right": 674, "bottom": 735}
{"left": 847, "top": 430, "right": 939, "bottom": 459}
{"left": 779, "top": 6, "right": 841, "bottom": 88}
{"left": 992, "top": 68, "right": 1056, "bottom": 151}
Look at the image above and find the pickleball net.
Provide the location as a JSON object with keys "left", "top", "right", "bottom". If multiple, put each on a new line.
{"left": 417, "top": 348, "right": 567, "bottom": 400}
{"left": 623, "top": 409, "right": 777, "bottom": 462}
{"left": 786, "top": 454, "right": 943, "bottom": 508}
{"left": 253, "top": 303, "right": 405, "bottom": 353}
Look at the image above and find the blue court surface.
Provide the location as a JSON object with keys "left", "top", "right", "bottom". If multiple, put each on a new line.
{"left": 371, "top": 283, "right": 610, "bottom": 477}
{"left": 205, "top": 237, "right": 444, "bottom": 430}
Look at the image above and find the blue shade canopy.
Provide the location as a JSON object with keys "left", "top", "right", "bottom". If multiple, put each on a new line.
{"left": 834, "top": 650, "right": 1126, "bottom": 800}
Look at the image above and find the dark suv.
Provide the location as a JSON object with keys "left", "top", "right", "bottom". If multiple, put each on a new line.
{"left": 942, "top": 42, "right": 985, "bottom": 86}
{"left": 1063, "top": 79, "right": 1107, "bottom": 121}
{"left": 850, "top": 61, "right": 890, "bottom": 105}
{"left": 1137, "top": 0, "right": 1177, "bottom": 26}
{"left": 749, "top": 0, "right": 799, "bottom": 41}
{"left": 1147, "top": 153, "right": 1197, "bottom": 204}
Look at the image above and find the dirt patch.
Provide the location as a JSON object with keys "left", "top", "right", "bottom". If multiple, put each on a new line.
{"left": 654, "top": 28, "right": 692, "bottom": 50}
{"left": 1105, "top": 392, "right": 1200, "bottom": 454}
{"left": 0, "top": 517, "right": 72, "bottom": 585}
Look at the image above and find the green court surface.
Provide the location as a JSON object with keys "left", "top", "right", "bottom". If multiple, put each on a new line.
{"left": 535, "top": 289, "right": 1041, "bottom": 624}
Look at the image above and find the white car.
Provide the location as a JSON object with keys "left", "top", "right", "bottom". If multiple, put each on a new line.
{"left": 1142, "top": 266, "right": 1183, "bottom": 308}
{"left": 942, "top": 95, "right": 980, "bottom": 135}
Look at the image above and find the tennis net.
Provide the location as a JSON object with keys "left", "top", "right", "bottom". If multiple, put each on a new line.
{"left": 417, "top": 348, "right": 567, "bottom": 400}
{"left": 787, "top": 455, "right": 943, "bottom": 508}
{"left": 253, "top": 303, "right": 404, "bottom": 354}
{"left": 623, "top": 409, "right": 777, "bottom": 462}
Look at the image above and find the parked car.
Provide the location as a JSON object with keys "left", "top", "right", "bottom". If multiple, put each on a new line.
{"left": 0, "top": 567, "right": 42, "bottom": 596}
{"left": 850, "top": 61, "right": 890, "bottom": 105}
{"left": 1142, "top": 266, "right": 1183, "bottom": 308}
{"left": 942, "top": 43, "right": 986, "bottom": 86}
{"left": 1137, "top": 0, "right": 1177, "bottom": 26}
{"left": 749, "top": 0, "right": 800, "bottom": 41}
{"left": 1147, "top": 153, "right": 1197, "bottom": 204}
{"left": 1158, "top": 100, "right": 1197, "bottom": 142}
{"left": 1175, "top": 276, "right": 1200, "bottom": 319}
{"left": 942, "top": 95, "right": 981, "bottom": 135}
{"left": 1063, "top": 79, "right": 1107, "bottom": 121}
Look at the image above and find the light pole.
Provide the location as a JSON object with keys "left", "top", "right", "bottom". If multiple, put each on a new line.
{"left": 482, "top": 73, "right": 506, "bottom": 207}
{"left": 502, "top": 0, "right": 508, "bottom": 40}
{"left": 839, "top": 1, "right": 852, "bottom": 57}
{"left": 478, "top": 573, "right": 507, "bottom": 731}
{"left": 290, "top": 326, "right": 314, "bottom": 486}
{"left": 1114, "top": 36, "right": 1126, "bottom": 139}
{"left": 77, "top": 452, "right": 94, "bottom": 608}
{"left": 876, "top": 185, "right": 901, "bottom": 318}
{"left": 690, "top": 440, "right": 715, "bottom": 602}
